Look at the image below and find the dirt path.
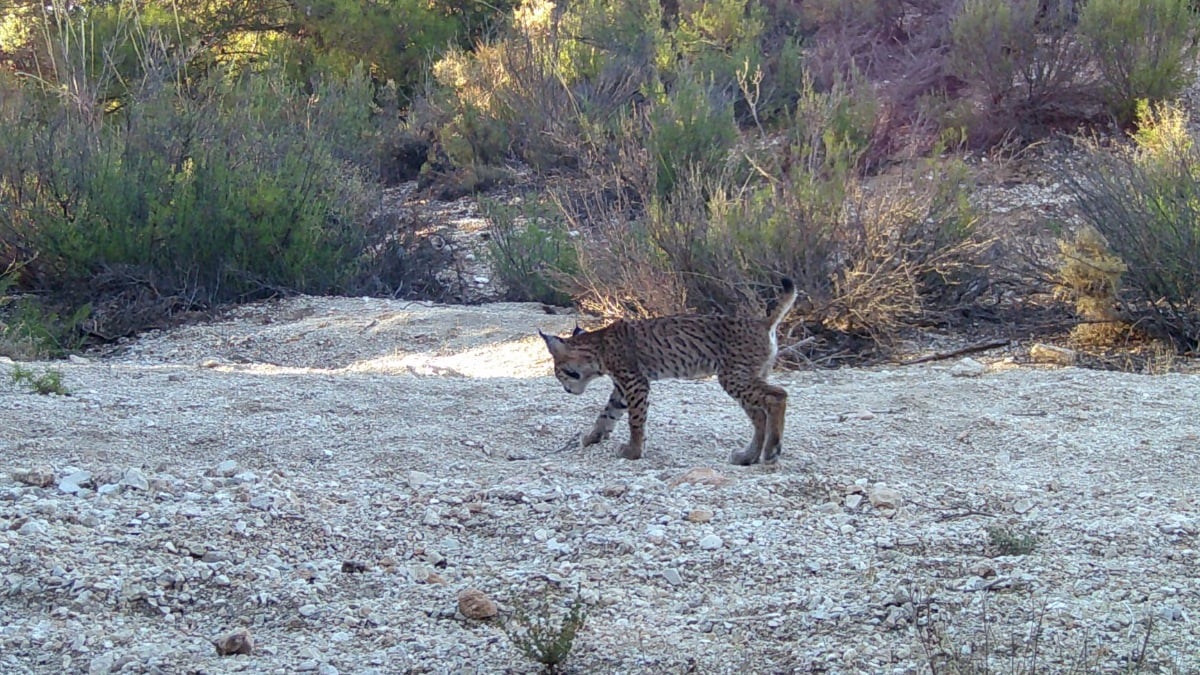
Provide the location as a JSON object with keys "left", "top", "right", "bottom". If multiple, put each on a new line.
{"left": 2, "top": 296, "right": 1198, "bottom": 673}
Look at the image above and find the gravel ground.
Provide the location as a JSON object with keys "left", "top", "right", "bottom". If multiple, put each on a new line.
{"left": 2, "top": 296, "right": 1198, "bottom": 674}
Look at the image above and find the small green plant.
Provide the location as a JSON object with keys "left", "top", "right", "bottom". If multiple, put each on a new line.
{"left": 9, "top": 364, "right": 69, "bottom": 396}
{"left": 500, "top": 591, "right": 588, "bottom": 673}
{"left": 984, "top": 524, "right": 1038, "bottom": 557}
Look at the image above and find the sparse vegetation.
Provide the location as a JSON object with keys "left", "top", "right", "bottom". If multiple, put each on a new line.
{"left": 8, "top": 363, "right": 69, "bottom": 395}
{"left": 914, "top": 588, "right": 1176, "bottom": 674}
{"left": 984, "top": 524, "right": 1039, "bottom": 557}
{"left": 499, "top": 591, "right": 588, "bottom": 674}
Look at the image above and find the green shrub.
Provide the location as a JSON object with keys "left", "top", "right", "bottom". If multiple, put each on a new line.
{"left": 1062, "top": 100, "right": 1200, "bottom": 351}
{"left": 984, "top": 524, "right": 1038, "bottom": 556}
{"left": 8, "top": 364, "right": 69, "bottom": 396}
{"left": 647, "top": 71, "right": 740, "bottom": 197}
{"left": 500, "top": 591, "right": 588, "bottom": 674}
{"left": 0, "top": 32, "right": 388, "bottom": 339}
{"left": 1078, "top": 0, "right": 1198, "bottom": 123}
{"left": 484, "top": 198, "right": 578, "bottom": 306}
{"left": 948, "top": 0, "right": 1092, "bottom": 144}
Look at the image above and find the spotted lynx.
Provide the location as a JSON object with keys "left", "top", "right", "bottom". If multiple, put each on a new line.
{"left": 539, "top": 279, "right": 797, "bottom": 465}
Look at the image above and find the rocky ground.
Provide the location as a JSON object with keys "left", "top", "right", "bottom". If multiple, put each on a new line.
{"left": 2, "top": 296, "right": 1198, "bottom": 674}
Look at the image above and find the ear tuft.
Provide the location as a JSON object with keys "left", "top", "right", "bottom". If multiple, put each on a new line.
{"left": 572, "top": 323, "right": 585, "bottom": 337}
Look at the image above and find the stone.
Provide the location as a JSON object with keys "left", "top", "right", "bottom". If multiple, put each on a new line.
{"left": 662, "top": 568, "right": 683, "bottom": 586}
{"left": 1013, "top": 498, "right": 1035, "bottom": 514}
{"left": 949, "top": 357, "right": 986, "bottom": 377}
{"left": 120, "top": 468, "right": 149, "bottom": 491}
{"left": 298, "top": 604, "right": 319, "bottom": 618}
{"left": 699, "top": 534, "right": 724, "bottom": 550}
{"left": 868, "top": 483, "right": 902, "bottom": 510}
{"left": 456, "top": 588, "right": 498, "bottom": 620}
{"left": 1029, "top": 343, "right": 1076, "bottom": 366}
{"left": 58, "top": 470, "right": 93, "bottom": 494}
{"left": 12, "top": 466, "right": 55, "bottom": 488}
{"left": 212, "top": 627, "right": 253, "bottom": 656}
{"left": 214, "top": 460, "right": 238, "bottom": 478}
{"left": 844, "top": 494, "right": 863, "bottom": 510}
{"left": 407, "top": 471, "right": 434, "bottom": 488}
{"left": 668, "top": 468, "right": 731, "bottom": 488}
{"left": 686, "top": 509, "right": 714, "bottom": 523}
{"left": 18, "top": 519, "right": 48, "bottom": 536}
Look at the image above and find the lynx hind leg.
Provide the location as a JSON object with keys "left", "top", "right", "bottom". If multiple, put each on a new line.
{"left": 758, "top": 384, "right": 788, "bottom": 465}
{"left": 584, "top": 386, "right": 627, "bottom": 446}
{"left": 729, "top": 406, "right": 767, "bottom": 466}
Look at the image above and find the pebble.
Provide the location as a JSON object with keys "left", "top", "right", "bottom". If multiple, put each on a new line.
{"left": 699, "top": 534, "right": 724, "bottom": 550}
{"left": 456, "top": 589, "right": 497, "bottom": 620}
{"left": 662, "top": 568, "right": 684, "bottom": 586}
{"left": 868, "top": 483, "right": 901, "bottom": 510}
{"left": 686, "top": 509, "right": 714, "bottom": 523}
{"left": 669, "top": 468, "right": 731, "bottom": 488}
{"left": 213, "top": 460, "right": 238, "bottom": 478}
{"left": 212, "top": 627, "right": 253, "bottom": 656}
{"left": 12, "top": 466, "right": 55, "bottom": 488}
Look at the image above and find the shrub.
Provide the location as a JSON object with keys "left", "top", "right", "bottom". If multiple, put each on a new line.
{"left": 1062, "top": 100, "right": 1200, "bottom": 351}
{"left": 8, "top": 364, "right": 69, "bottom": 395}
{"left": 564, "top": 80, "right": 992, "bottom": 354}
{"left": 1077, "top": 0, "right": 1198, "bottom": 123}
{"left": 0, "top": 19, "right": 390, "bottom": 340}
{"left": 500, "top": 591, "right": 588, "bottom": 674}
{"left": 947, "top": 0, "right": 1094, "bottom": 145}
{"left": 984, "top": 524, "right": 1038, "bottom": 556}
{"left": 1055, "top": 225, "right": 1129, "bottom": 345}
{"left": 484, "top": 197, "right": 578, "bottom": 306}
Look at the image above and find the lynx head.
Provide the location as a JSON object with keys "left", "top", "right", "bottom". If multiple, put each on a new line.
{"left": 539, "top": 325, "right": 603, "bottom": 395}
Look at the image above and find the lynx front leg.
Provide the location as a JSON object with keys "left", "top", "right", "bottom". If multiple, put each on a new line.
{"left": 616, "top": 376, "right": 650, "bottom": 460}
{"left": 583, "top": 386, "right": 628, "bottom": 446}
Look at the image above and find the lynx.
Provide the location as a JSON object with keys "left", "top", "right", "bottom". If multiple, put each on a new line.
{"left": 539, "top": 279, "right": 797, "bottom": 465}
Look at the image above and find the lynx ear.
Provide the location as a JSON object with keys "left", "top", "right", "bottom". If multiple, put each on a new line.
{"left": 572, "top": 323, "right": 585, "bottom": 337}
{"left": 538, "top": 329, "right": 568, "bottom": 357}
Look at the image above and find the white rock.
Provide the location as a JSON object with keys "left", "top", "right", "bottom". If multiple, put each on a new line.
{"left": 120, "top": 468, "right": 149, "bottom": 491}
{"left": 868, "top": 483, "right": 902, "bottom": 510}
{"left": 699, "top": 534, "right": 724, "bottom": 550}
{"left": 662, "top": 568, "right": 683, "bottom": 586}
{"left": 214, "top": 460, "right": 238, "bottom": 478}
{"left": 950, "top": 358, "right": 986, "bottom": 377}
{"left": 18, "top": 519, "right": 48, "bottom": 536}
{"left": 58, "top": 470, "right": 92, "bottom": 494}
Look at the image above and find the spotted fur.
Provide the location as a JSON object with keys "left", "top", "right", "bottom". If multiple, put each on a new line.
{"left": 539, "top": 279, "right": 797, "bottom": 464}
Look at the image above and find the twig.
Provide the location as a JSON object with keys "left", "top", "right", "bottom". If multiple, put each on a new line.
{"left": 900, "top": 339, "right": 1011, "bottom": 366}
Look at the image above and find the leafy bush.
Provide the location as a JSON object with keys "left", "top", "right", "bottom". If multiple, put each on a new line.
{"left": 948, "top": 0, "right": 1093, "bottom": 145}
{"left": 1062, "top": 100, "right": 1200, "bottom": 351}
{"left": 484, "top": 198, "right": 578, "bottom": 306}
{"left": 1078, "top": 0, "right": 1198, "bottom": 123}
{"left": 0, "top": 16, "right": 394, "bottom": 340}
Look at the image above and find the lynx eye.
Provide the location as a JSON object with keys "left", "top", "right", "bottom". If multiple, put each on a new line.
{"left": 561, "top": 368, "right": 582, "bottom": 380}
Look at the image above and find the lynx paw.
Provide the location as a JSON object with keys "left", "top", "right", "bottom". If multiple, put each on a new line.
{"left": 729, "top": 444, "right": 761, "bottom": 466}
{"left": 582, "top": 429, "right": 609, "bottom": 446}
{"left": 617, "top": 443, "right": 643, "bottom": 460}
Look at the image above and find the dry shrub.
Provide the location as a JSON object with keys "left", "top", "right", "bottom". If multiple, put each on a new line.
{"left": 1055, "top": 225, "right": 1130, "bottom": 346}
{"left": 560, "top": 155, "right": 995, "bottom": 355}
{"left": 1062, "top": 101, "right": 1200, "bottom": 352}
